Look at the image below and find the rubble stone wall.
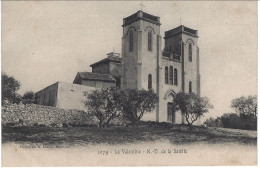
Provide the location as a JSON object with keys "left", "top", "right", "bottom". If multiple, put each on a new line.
{"left": 1, "top": 104, "right": 97, "bottom": 126}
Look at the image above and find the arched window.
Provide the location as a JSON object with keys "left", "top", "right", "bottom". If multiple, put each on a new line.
{"left": 165, "top": 67, "right": 168, "bottom": 84}
{"left": 129, "top": 30, "right": 134, "bottom": 52}
{"left": 174, "top": 68, "right": 178, "bottom": 85}
{"left": 148, "top": 31, "right": 152, "bottom": 51}
{"left": 148, "top": 74, "right": 152, "bottom": 90}
{"left": 189, "top": 43, "right": 192, "bottom": 62}
{"left": 169, "top": 66, "right": 173, "bottom": 85}
{"left": 189, "top": 81, "right": 192, "bottom": 93}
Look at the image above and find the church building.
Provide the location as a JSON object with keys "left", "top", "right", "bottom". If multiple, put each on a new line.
{"left": 35, "top": 10, "right": 200, "bottom": 125}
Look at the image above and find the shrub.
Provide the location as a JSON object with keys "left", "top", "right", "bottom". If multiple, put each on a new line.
{"left": 22, "top": 91, "right": 35, "bottom": 104}
{"left": 218, "top": 113, "right": 257, "bottom": 130}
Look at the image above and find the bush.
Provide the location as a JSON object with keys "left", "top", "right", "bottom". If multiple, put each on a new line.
{"left": 218, "top": 113, "right": 257, "bottom": 130}
{"left": 220, "top": 113, "right": 241, "bottom": 129}
{"left": 22, "top": 91, "right": 35, "bottom": 104}
{"left": 204, "top": 117, "right": 223, "bottom": 127}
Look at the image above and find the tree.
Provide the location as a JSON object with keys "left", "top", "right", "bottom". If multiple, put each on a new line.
{"left": 2, "top": 72, "right": 22, "bottom": 104}
{"left": 22, "top": 91, "right": 35, "bottom": 104}
{"left": 231, "top": 95, "right": 257, "bottom": 118}
{"left": 84, "top": 87, "right": 123, "bottom": 127}
{"left": 120, "top": 89, "right": 158, "bottom": 123}
{"left": 174, "top": 92, "right": 213, "bottom": 125}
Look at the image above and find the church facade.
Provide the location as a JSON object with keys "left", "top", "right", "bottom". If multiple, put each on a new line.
{"left": 35, "top": 10, "right": 200, "bottom": 125}
{"left": 121, "top": 10, "right": 200, "bottom": 124}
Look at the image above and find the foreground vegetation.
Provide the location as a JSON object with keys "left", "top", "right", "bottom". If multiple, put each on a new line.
{"left": 204, "top": 95, "right": 257, "bottom": 130}
{"left": 85, "top": 88, "right": 213, "bottom": 127}
{"left": 2, "top": 122, "right": 256, "bottom": 147}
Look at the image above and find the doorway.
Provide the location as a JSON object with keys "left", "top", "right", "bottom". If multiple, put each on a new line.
{"left": 167, "top": 102, "right": 175, "bottom": 123}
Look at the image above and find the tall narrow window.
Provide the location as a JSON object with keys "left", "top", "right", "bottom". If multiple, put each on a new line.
{"left": 174, "top": 68, "right": 178, "bottom": 85}
{"left": 165, "top": 66, "right": 168, "bottom": 84}
{"left": 189, "top": 43, "right": 192, "bottom": 62}
{"left": 148, "top": 74, "right": 152, "bottom": 90}
{"left": 148, "top": 31, "right": 152, "bottom": 51}
{"left": 169, "top": 66, "right": 173, "bottom": 85}
{"left": 129, "top": 30, "right": 134, "bottom": 52}
{"left": 189, "top": 81, "right": 192, "bottom": 93}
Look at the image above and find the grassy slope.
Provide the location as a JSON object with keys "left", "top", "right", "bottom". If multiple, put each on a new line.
{"left": 2, "top": 123, "right": 257, "bottom": 147}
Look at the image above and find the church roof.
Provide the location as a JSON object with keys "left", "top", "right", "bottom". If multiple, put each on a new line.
{"left": 77, "top": 72, "right": 116, "bottom": 82}
{"left": 123, "top": 10, "right": 160, "bottom": 26}
{"left": 164, "top": 25, "right": 198, "bottom": 38}
{"left": 90, "top": 56, "right": 122, "bottom": 67}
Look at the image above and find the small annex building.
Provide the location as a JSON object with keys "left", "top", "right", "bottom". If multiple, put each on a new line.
{"left": 35, "top": 53, "right": 119, "bottom": 110}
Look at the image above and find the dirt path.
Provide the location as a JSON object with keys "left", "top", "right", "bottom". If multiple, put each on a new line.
{"left": 210, "top": 127, "right": 257, "bottom": 138}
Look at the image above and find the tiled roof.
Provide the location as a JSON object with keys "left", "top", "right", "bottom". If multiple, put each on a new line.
{"left": 78, "top": 72, "right": 116, "bottom": 82}
{"left": 90, "top": 57, "right": 122, "bottom": 67}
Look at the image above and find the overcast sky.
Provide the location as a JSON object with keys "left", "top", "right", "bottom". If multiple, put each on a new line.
{"left": 2, "top": 1, "right": 257, "bottom": 119}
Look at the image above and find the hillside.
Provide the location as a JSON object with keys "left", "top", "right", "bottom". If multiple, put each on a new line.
{"left": 2, "top": 122, "right": 257, "bottom": 146}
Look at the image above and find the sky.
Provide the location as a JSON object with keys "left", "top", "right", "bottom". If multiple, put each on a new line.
{"left": 2, "top": 1, "right": 257, "bottom": 120}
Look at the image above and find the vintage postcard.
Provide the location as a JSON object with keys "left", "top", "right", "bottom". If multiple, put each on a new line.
{"left": 1, "top": 0, "right": 257, "bottom": 166}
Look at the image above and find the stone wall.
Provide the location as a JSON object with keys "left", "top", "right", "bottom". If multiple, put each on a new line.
{"left": 1, "top": 104, "right": 97, "bottom": 126}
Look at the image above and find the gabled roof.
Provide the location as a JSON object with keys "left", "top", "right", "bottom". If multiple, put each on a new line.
{"left": 90, "top": 57, "right": 122, "bottom": 67}
{"left": 76, "top": 72, "right": 116, "bottom": 82}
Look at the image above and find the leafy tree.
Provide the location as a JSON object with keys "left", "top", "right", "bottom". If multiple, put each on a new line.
{"left": 84, "top": 87, "right": 123, "bottom": 127}
{"left": 231, "top": 95, "right": 257, "bottom": 118}
{"left": 174, "top": 92, "right": 213, "bottom": 125}
{"left": 2, "top": 72, "right": 22, "bottom": 104}
{"left": 120, "top": 89, "right": 158, "bottom": 123}
{"left": 22, "top": 91, "right": 35, "bottom": 104}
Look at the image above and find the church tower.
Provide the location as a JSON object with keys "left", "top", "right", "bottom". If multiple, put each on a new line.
{"left": 121, "top": 10, "right": 161, "bottom": 93}
{"left": 159, "top": 25, "right": 201, "bottom": 124}
{"left": 164, "top": 25, "right": 200, "bottom": 96}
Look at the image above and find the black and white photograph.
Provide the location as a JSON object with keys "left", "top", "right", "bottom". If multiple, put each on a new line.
{"left": 1, "top": 0, "right": 258, "bottom": 166}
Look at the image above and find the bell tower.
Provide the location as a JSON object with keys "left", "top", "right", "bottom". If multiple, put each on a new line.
{"left": 121, "top": 10, "right": 161, "bottom": 91}
{"left": 164, "top": 25, "right": 200, "bottom": 96}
